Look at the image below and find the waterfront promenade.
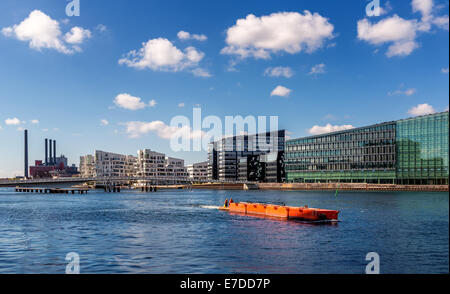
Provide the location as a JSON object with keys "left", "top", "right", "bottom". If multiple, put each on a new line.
{"left": 257, "top": 183, "right": 449, "bottom": 192}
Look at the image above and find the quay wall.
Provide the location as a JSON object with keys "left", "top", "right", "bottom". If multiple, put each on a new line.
{"left": 191, "top": 183, "right": 246, "bottom": 190}
{"left": 258, "top": 183, "right": 449, "bottom": 192}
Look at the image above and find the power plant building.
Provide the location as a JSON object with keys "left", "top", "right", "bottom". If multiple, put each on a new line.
{"left": 29, "top": 138, "right": 78, "bottom": 178}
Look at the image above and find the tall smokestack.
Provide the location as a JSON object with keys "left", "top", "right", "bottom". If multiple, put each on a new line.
{"left": 24, "top": 130, "right": 29, "bottom": 179}
{"left": 45, "top": 138, "right": 48, "bottom": 166}
{"left": 49, "top": 139, "right": 53, "bottom": 166}
{"left": 53, "top": 140, "right": 56, "bottom": 165}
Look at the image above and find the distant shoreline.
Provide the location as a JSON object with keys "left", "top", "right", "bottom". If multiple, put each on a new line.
{"left": 2, "top": 182, "right": 448, "bottom": 193}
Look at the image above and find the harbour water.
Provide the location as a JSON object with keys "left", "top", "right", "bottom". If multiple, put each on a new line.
{"left": 0, "top": 188, "right": 448, "bottom": 274}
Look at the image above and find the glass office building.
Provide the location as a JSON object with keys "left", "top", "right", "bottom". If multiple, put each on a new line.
{"left": 208, "top": 130, "right": 285, "bottom": 182}
{"left": 286, "top": 112, "right": 449, "bottom": 185}
{"left": 396, "top": 112, "right": 449, "bottom": 185}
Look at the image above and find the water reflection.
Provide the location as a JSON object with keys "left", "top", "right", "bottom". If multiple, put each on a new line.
{"left": 0, "top": 189, "right": 447, "bottom": 273}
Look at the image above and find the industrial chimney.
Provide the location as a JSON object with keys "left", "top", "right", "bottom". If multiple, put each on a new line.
{"left": 49, "top": 139, "right": 53, "bottom": 166}
{"left": 53, "top": 140, "right": 56, "bottom": 166}
{"left": 45, "top": 138, "right": 48, "bottom": 166}
{"left": 24, "top": 130, "right": 29, "bottom": 179}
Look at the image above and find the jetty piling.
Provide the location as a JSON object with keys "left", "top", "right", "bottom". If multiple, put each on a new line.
{"left": 15, "top": 187, "right": 89, "bottom": 194}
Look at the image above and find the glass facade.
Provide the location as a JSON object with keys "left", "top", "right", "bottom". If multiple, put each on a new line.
{"left": 286, "top": 112, "right": 449, "bottom": 185}
{"left": 396, "top": 112, "right": 449, "bottom": 185}
{"left": 286, "top": 122, "right": 396, "bottom": 183}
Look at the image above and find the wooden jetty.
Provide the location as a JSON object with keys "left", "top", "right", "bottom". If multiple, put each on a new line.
{"left": 15, "top": 187, "right": 89, "bottom": 194}
{"left": 140, "top": 186, "right": 157, "bottom": 192}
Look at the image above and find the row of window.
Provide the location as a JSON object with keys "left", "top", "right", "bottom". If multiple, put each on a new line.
{"left": 286, "top": 162, "right": 396, "bottom": 171}
{"left": 287, "top": 126, "right": 395, "bottom": 146}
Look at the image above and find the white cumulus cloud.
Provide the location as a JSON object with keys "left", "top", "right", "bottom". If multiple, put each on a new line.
{"left": 122, "top": 121, "right": 205, "bottom": 139}
{"left": 192, "top": 68, "right": 212, "bottom": 77}
{"left": 270, "top": 85, "right": 292, "bottom": 97}
{"left": 432, "top": 15, "right": 449, "bottom": 30}
{"left": 441, "top": 67, "right": 449, "bottom": 74}
{"left": 64, "top": 26, "right": 91, "bottom": 44}
{"left": 408, "top": 103, "right": 436, "bottom": 116}
{"left": 357, "top": 15, "right": 419, "bottom": 57}
{"left": 388, "top": 88, "right": 417, "bottom": 96}
{"left": 31, "top": 119, "right": 39, "bottom": 124}
{"left": 357, "top": 0, "right": 449, "bottom": 57}
{"left": 178, "top": 103, "right": 185, "bottom": 108}
{"left": 119, "top": 38, "right": 207, "bottom": 76}
{"left": 96, "top": 24, "right": 108, "bottom": 33}
{"left": 412, "top": 0, "right": 434, "bottom": 21}
{"left": 309, "top": 63, "right": 327, "bottom": 75}
{"left": 149, "top": 99, "right": 157, "bottom": 107}
{"left": 264, "top": 66, "right": 294, "bottom": 78}
{"left": 100, "top": 119, "right": 109, "bottom": 126}
{"left": 177, "top": 30, "right": 207, "bottom": 41}
{"left": 1, "top": 10, "right": 91, "bottom": 54}
{"left": 308, "top": 124, "right": 355, "bottom": 135}
{"left": 5, "top": 117, "right": 21, "bottom": 125}
{"left": 221, "top": 11, "right": 334, "bottom": 60}
{"left": 114, "top": 93, "right": 147, "bottom": 110}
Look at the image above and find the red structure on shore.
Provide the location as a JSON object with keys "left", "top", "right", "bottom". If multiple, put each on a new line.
{"left": 28, "top": 138, "right": 79, "bottom": 179}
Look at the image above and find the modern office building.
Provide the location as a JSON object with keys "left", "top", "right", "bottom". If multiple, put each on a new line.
{"left": 208, "top": 130, "right": 285, "bottom": 182}
{"left": 207, "top": 143, "right": 218, "bottom": 180}
{"left": 285, "top": 112, "right": 449, "bottom": 185}
{"left": 237, "top": 152, "right": 285, "bottom": 183}
{"left": 395, "top": 112, "right": 449, "bottom": 185}
{"left": 187, "top": 161, "right": 209, "bottom": 181}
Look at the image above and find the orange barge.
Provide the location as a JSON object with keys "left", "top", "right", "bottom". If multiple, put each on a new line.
{"left": 220, "top": 202, "right": 339, "bottom": 222}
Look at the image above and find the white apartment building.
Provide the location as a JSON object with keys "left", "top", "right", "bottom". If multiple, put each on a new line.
{"left": 136, "top": 149, "right": 166, "bottom": 177}
{"left": 187, "top": 161, "right": 209, "bottom": 181}
{"left": 125, "top": 155, "right": 137, "bottom": 177}
{"left": 80, "top": 149, "right": 189, "bottom": 179}
{"left": 95, "top": 150, "right": 133, "bottom": 177}
{"left": 136, "top": 149, "right": 188, "bottom": 179}
{"left": 165, "top": 157, "right": 189, "bottom": 178}
{"left": 79, "top": 154, "right": 95, "bottom": 177}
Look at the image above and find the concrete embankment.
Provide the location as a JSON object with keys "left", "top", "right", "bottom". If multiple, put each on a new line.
{"left": 258, "top": 183, "right": 449, "bottom": 192}
{"left": 191, "top": 183, "right": 246, "bottom": 190}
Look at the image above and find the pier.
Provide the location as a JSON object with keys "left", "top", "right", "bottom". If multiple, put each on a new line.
{"left": 140, "top": 186, "right": 157, "bottom": 192}
{"left": 15, "top": 187, "right": 89, "bottom": 194}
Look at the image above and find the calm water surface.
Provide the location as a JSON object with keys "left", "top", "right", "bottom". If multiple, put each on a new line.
{"left": 0, "top": 188, "right": 448, "bottom": 274}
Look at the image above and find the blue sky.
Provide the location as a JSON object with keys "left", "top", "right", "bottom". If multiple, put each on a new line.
{"left": 0, "top": 0, "right": 449, "bottom": 177}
